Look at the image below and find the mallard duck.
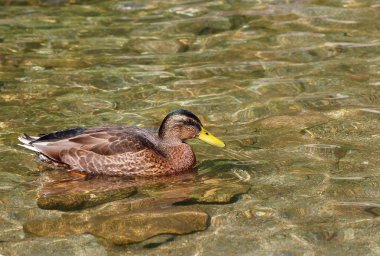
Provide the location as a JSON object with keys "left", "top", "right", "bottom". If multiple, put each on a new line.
{"left": 18, "top": 109, "right": 225, "bottom": 177}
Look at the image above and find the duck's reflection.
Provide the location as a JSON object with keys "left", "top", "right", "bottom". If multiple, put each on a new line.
{"left": 36, "top": 167, "right": 249, "bottom": 211}
{"left": 37, "top": 162, "right": 248, "bottom": 211}
{"left": 36, "top": 171, "right": 197, "bottom": 211}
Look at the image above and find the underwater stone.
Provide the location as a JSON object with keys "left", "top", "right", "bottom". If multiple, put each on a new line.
{"left": 90, "top": 208, "right": 209, "bottom": 244}
{"left": 24, "top": 207, "right": 209, "bottom": 245}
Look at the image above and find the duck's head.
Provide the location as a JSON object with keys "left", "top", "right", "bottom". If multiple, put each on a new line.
{"left": 158, "top": 109, "right": 225, "bottom": 147}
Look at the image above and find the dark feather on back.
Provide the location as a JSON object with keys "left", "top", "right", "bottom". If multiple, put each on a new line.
{"left": 35, "top": 127, "right": 87, "bottom": 143}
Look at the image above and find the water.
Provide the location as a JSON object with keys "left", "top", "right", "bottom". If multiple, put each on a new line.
{"left": 0, "top": 0, "right": 380, "bottom": 255}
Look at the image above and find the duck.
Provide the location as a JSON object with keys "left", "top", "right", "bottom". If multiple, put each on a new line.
{"left": 18, "top": 109, "right": 225, "bottom": 177}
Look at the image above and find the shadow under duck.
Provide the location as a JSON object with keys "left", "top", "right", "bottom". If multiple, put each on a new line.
{"left": 18, "top": 109, "right": 225, "bottom": 177}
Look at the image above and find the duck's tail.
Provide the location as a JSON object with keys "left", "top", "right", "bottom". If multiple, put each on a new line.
{"left": 18, "top": 134, "right": 40, "bottom": 152}
{"left": 18, "top": 133, "right": 69, "bottom": 168}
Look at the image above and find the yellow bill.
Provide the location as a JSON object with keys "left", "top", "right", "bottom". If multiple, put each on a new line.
{"left": 197, "top": 128, "right": 225, "bottom": 148}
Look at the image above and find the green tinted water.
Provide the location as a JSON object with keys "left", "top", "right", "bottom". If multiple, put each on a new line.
{"left": 1, "top": 0, "right": 380, "bottom": 255}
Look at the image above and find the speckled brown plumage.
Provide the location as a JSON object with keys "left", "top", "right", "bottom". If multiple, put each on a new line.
{"left": 18, "top": 109, "right": 224, "bottom": 177}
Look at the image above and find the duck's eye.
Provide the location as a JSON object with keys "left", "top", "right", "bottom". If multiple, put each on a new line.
{"left": 205, "top": 132, "right": 209, "bottom": 135}
{"left": 182, "top": 120, "right": 195, "bottom": 126}
{"left": 178, "top": 119, "right": 202, "bottom": 131}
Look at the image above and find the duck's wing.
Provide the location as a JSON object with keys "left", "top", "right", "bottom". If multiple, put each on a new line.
{"left": 20, "top": 126, "right": 165, "bottom": 163}
{"left": 84, "top": 127, "right": 166, "bottom": 157}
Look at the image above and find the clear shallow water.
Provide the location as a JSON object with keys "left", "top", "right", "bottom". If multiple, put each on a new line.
{"left": 0, "top": 0, "right": 380, "bottom": 255}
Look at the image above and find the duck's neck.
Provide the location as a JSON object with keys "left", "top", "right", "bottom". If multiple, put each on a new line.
{"left": 165, "top": 143, "right": 196, "bottom": 172}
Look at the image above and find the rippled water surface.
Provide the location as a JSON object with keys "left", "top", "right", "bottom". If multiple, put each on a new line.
{"left": 1, "top": 0, "right": 380, "bottom": 255}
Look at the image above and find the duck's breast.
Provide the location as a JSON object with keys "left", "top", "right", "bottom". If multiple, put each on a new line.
{"left": 166, "top": 143, "right": 196, "bottom": 172}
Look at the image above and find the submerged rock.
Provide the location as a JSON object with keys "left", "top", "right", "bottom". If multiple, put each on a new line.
{"left": 24, "top": 206, "right": 209, "bottom": 245}
{"left": 90, "top": 208, "right": 209, "bottom": 244}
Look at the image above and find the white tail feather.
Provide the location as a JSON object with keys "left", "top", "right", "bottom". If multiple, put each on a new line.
{"left": 18, "top": 143, "right": 40, "bottom": 152}
{"left": 18, "top": 136, "right": 33, "bottom": 144}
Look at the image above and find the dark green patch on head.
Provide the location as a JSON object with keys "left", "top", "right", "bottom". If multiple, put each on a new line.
{"left": 165, "top": 109, "right": 202, "bottom": 124}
